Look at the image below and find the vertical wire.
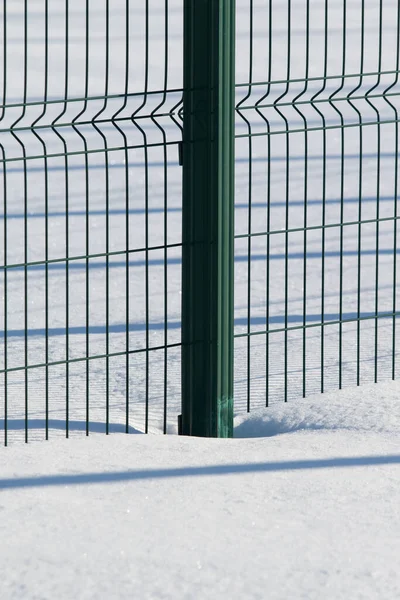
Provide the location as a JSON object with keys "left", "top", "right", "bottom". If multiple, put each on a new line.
{"left": 48, "top": 0, "right": 72, "bottom": 436}
{"left": 23, "top": 0, "right": 29, "bottom": 442}
{"left": 44, "top": 1, "right": 49, "bottom": 439}
{"left": 269, "top": 0, "right": 294, "bottom": 402}
{"left": 64, "top": 0, "right": 70, "bottom": 436}
{"left": 391, "top": 4, "right": 400, "bottom": 380}
{"left": 236, "top": 0, "right": 255, "bottom": 412}
{"left": 302, "top": 0, "right": 310, "bottom": 397}
{"left": 356, "top": 0, "right": 365, "bottom": 387}
{"left": 144, "top": 0, "right": 150, "bottom": 432}
{"left": 14, "top": 0, "right": 30, "bottom": 444}
{"left": 148, "top": 0, "right": 170, "bottom": 432}
{"left": 338, "top": 0, "right": 347, "bottom": 390}
{"left": 124, "top": 2, "right": 130, "bottom": 432}
{"left": 72, "top": 0, "right": 90, "bottom": 435}
{"left": 88, "top": 0, "right": 112, "bottom": 433}
{"left": 374, "top": 2, "right": 384, "bottom": 383}
{"left": 265, "top": 0, "right": 273, "bottom": 406}
{"left": 112, "top": 0, "right": 149, "bottom": 433}
{"left": 309, "top": 0, "right": 329, "bottom": 394}
{"left": 346, "top": 0, "right": 366, "bottom": 388}
{"left": 363, "top": 2, "right": 384, "bottom": 384}
{"left": 320, "top": 1, "right": 329, "bottom": 394}
{"left": 129, "top": 2, "right": 150, "bottom": 431}
{"left": 85, "top": 0, "right": 90, "bottom": 434}
{"left": 252, "top": 1, "right": 273, "bottom": 408}
{"left": 40, "top": 0, "right": 71, "bottom": 439}
{"left": 163, "top": 0, "right": 169, "bottom": 434}
{"left": 109, "top": 0, "right": 130, "bottom": 432}
{"left": 1, "top": 0, "right": 7, "bottom": 445}
{"left": 247, "top": 0, "right": 254, "bottom": 412}
{"left": 0, "top": 0, "right": 5, "bottom": 125}
{"left": 283, "top": 0, "right": 291, "bottom": 401}
{"left": 159, "top": 0, "right": 170, "bottom": 433}
{"left": 70, "top": 0, "right": 91, "bottom": 436}
{"left": 1, "top": 140, "right": 6, "bottom": 446}
{"left": 104, "top": 0, "right": 110, "bottom": 433}
{"left": 88, "top": 2, "right": 111, "bottom": 434}
{"left": 31, "top": 0, "right": 50, "bottom": 438}
{"left": 326, "top": 0, "right": 347, "bottom": 391}
{"left": 290, "top": 0, "right": 311, "bottom": 399}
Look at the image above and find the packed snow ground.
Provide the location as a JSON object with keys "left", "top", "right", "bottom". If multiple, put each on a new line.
{"left": 1, "top": 383, "right": 400, "bottom": 599}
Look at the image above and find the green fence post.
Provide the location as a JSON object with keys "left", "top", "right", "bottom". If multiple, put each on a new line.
{"left": 181, "top": 0, "right": 236, "bottom": 437}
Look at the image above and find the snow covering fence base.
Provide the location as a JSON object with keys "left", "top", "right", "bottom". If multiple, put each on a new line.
{"left": 2, "top": 1, "right": 400, "bottom": 444}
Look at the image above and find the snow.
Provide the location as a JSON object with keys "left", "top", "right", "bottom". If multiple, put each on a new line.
{"left": 2, "top": 1, "right": 400, "bottom": 597}
{"left": 1, "top": 384, "right": 400, "bottom": 599}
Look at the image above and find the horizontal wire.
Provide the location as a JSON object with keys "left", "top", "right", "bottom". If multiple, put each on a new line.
{"left": 0, "top": 342, "right": 182, "bottom": 376}
{"left": 2, "top": 69, "right": 395, "bottom": 112}
{"left": 1, "top": 242, "right": 182, "bottom": 272}
{"left": 234, "top": 215, "right": 400, "bottom": 240}
{"left": 1, "top": 70, "right": 397, "bottom": 112}
{"left": 1, "top": 70, "right": 397, "bottom": 116}
{"left": 2, "top": 116, "right": 397, "bottom": 165}
{"left": 0, "top": 88, "right": 184, "bottom": 111}
{"left": 1, "top": 86, "right": 397, "bottom": 149}
{"left": 235, "top": 69, "right": 400, "bottom": 89}
{"left": 237, "top": 89, "right": 400, "bottom": 112}
{"left": 0, "top": 112, "right": 182, "bottom": 135}
{"left": 234, "top": 311, "right": 400, "bottom": 339}
{"left": 0, "top": 139, "right": 180, "bottom": 164}
{"left": 2, "top": 90, "right": 399, "bottom": 136}
{"left": 2, "top": 217, "right": 397, "bottom": 270}
{"left": 235, "top": 116, "right": 400, "bottom": 139}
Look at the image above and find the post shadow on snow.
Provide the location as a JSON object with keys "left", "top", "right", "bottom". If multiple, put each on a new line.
{"left": 1, "top": 312, "right": 396, "bottom": 338}
{"left": 1, "top": 455, "right": 400, "bottom": 490}
{"left": 0, "top": 419, "right": 140, "bottom": 435}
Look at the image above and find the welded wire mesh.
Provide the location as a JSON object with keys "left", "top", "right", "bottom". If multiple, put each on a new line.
{"left": 0, "top": 0, "right": 183, "bottom": 444}
{"left": 2, "top": 0, "right": 400, "bottom": 444}
{"left": 234, "top": 0, "right": 400, "bottom": 411}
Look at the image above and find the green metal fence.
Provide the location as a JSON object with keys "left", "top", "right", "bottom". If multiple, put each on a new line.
{"left": 1, "top": 0, "right": 185, "bottom": 444}
{"left": 2, "top": 1, "right": 400, "bottom": 444}
{"left": 233, "top": 0, "right": 400, "bottom": 417}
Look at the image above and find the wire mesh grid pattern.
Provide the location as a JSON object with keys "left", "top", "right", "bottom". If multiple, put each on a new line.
{"left": 1, "top": 0, "right": 400, "bottom": 443}
{"left": 1, "top": 1, "right": 183, "bottom": 443}
{"left": 233, "top": 0, "right": 400, "bottom": 411}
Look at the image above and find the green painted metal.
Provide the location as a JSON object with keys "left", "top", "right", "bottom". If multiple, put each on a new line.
{"left": 2, "top": 0, "right": 400, "bottom": 445}
{"left": 0, "top": 1, "right": 182, "bottom": 445}
{"left": 234, "top": 0, "right": 400, "bottom": 411}
{"left": 181, "top": 0, "right": 236, "bottom": 437}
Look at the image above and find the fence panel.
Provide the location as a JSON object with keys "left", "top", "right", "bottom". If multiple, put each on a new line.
{"left": 2, "top": 0, "right": 400, "bottom": 443}
{"left": 234, "top": 0, "right": 400, "bottom": 412}
{"left": 1, "top": 0, "right": 183, "bottom": 444}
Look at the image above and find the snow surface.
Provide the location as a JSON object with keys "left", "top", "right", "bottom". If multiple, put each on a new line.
{"left": 1, "top": 384, "right": 400, "bottom": 599}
